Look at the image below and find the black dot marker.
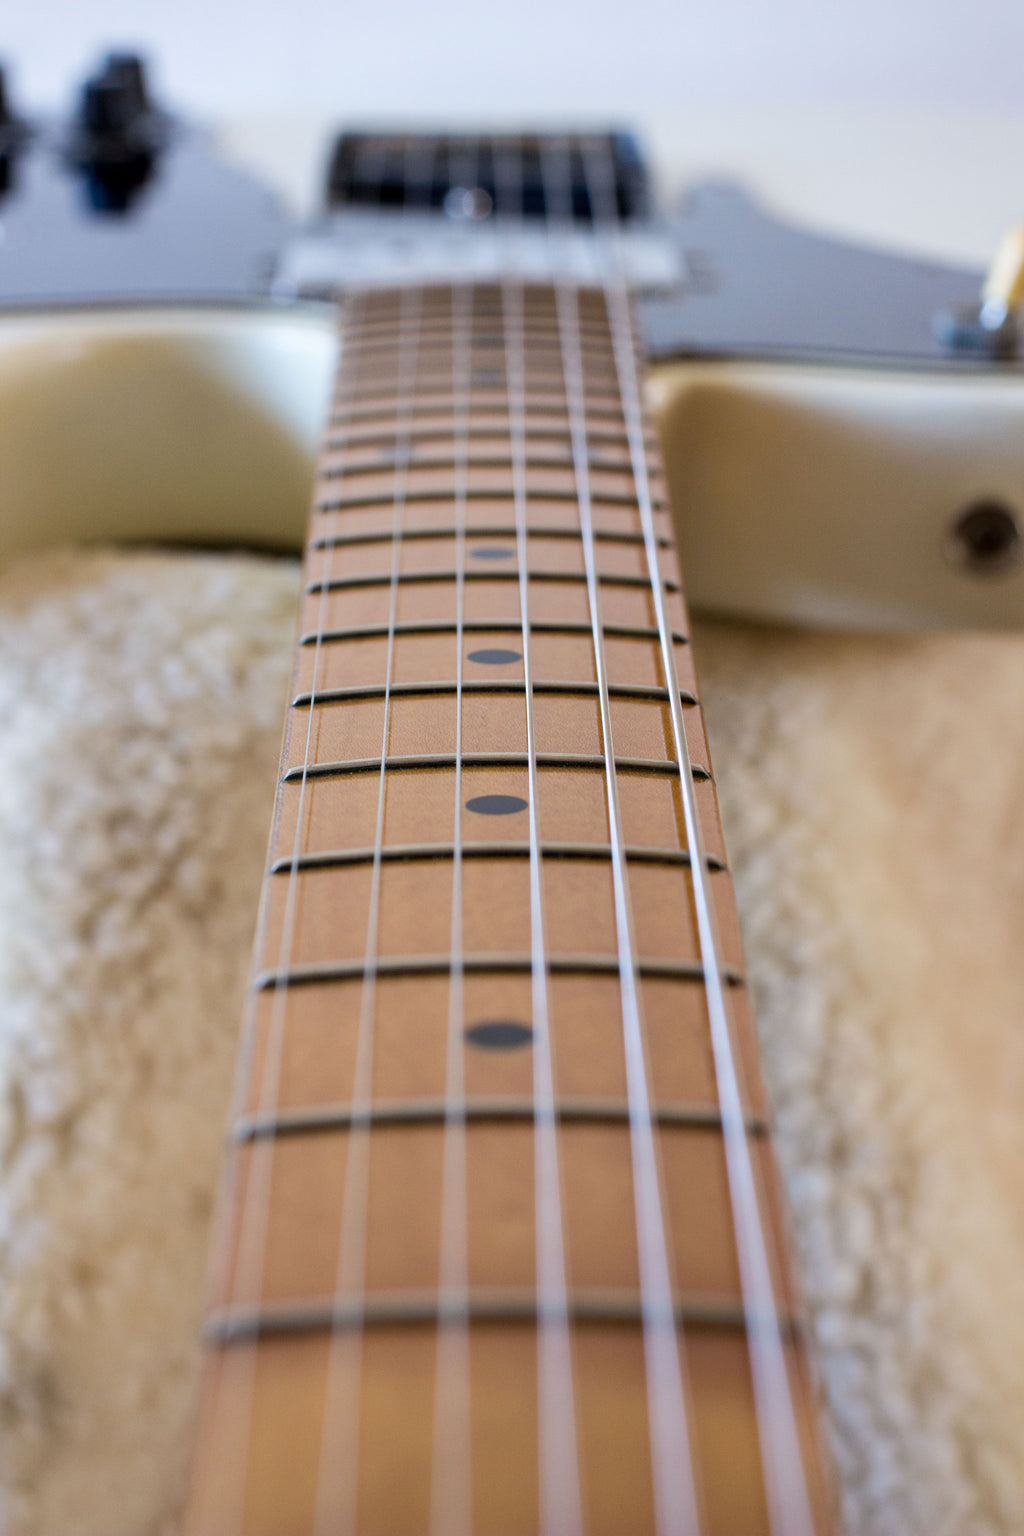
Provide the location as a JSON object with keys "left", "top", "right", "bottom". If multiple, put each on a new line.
{"left": 467, "top": 647, "right": 522, "bottom": 665}
{"left": 465, "top": 1021, "right": 534, "bottom": 1050}
{"left": 471, "top": 546, "right": 515, "bottom": 560}
{"left": 465, "top": 794, "right": 528, "bottom": 815}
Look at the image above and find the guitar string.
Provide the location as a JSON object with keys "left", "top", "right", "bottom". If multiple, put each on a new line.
{"left": 311, "top": 275, "right": 427, "bottom": 1536}
{"left": 581, "top": 135, "right": 817, "bottom": 1536}
{"left": 541, "top": 136, "right": 704, "bottom": 1536}
{"left": 310, "top": 143, "right": 432, "bottom": 1532}
{"left": 428, "top": 153, "right": 475, "bottom": 1536}
{"left": 207, "top": 282, "right": 368, "bottom": 1534}
{"left": 494, "top": 134, "right": 586, "bottom": 1536}
{"left": 203, "top": 129, "right": 811, "bottom": 1536}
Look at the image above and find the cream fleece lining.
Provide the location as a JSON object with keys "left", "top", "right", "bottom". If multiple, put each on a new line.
{"left": 0, "top": 549, "right": 1020, "bottom": 1535}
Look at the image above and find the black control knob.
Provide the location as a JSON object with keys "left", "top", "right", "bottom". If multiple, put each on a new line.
{"left": 65, "top": 52, "right": 167, "bottom": 214}
{"left": 68, "top": 51, "right": 167, "bottom": 159}
{"left": 80, "top": 75, "right": 136, "bottom": 139}
{"left": 101, "top": 53, "right": 150, "bottom": 118}
{"left": 0, "top": 62, "right": 28, "bottom": 148}
{"left": 0, "top": 62, "right": 28, "bottom": 199}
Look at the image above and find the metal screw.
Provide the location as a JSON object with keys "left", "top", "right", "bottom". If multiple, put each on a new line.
{"left": 946, "top": 499, "right": 1023, "bottom": 576}
{"left": 443, "top": 186, "right": 493, "bottom": 221}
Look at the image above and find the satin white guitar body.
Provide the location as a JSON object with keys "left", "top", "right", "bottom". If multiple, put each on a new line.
{"left": 2, "top": 88, "right": 1023, "bottom": 630}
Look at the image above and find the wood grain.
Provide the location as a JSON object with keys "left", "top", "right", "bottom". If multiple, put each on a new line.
{"left": 182, "top": 282, "right": 836, "bottom": 1535}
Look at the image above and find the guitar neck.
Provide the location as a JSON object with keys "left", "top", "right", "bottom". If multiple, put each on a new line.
{"left": 183, "top": 278, "right": 835, "bottom": 1535}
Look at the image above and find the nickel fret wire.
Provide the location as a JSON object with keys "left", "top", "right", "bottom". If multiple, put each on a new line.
{"left": 542, "top": 139, "right": 703, "bottom": 1536}
{"left": 496, "top": 136, "right": 585, "bottom": 1536}
{"left": 213, "top": 288, "right": 368, "bottom": 1536}
{"left": 429, "top": 209, "right": 475, "bottom": 1536}
{"left": 582, "top": 138, "right": 816, "bottom": 1536}
{"left": 312, "top": 281, "right": 426, "bottom": 1536}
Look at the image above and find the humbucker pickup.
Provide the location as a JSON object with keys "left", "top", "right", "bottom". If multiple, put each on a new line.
{"left": 324, "top": 130, "right": 651, "bottom": 222}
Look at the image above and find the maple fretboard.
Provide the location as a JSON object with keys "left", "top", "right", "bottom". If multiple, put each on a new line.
{"left": 183, "top": 279, "right": 835, "bottom": 1536}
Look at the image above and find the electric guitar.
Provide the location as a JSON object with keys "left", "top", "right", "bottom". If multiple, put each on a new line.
{"left": 3, "top": 52, "right": 1022, "bottom": 1536}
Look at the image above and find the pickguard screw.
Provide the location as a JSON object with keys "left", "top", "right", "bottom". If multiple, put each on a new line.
{"left": 946, "top": 499, "right": 1023, "bottom": 575}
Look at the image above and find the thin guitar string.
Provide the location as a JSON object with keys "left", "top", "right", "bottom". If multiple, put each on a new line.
{"left": 541, "top": 137, "right": 704, "bottom": 1536}
{"left": 310, "top": 139, "right": 434, "bottom": 1531}
{"left": 312, "top": 276, "right": 426, "bottom": 1536}
{"left": 428, "top": 253, "right": 474, "bottom": 1533}
{"left": 581, "top": 136, "right": 816, "bottom": 1536}
{"left": 494, "top": 135, "right": 585, "bottom": 1536}
{"left": 206, "top": 283, "right": 368, "bottom": 1534}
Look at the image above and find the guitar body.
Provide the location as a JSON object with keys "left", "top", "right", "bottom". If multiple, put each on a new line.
{"left": 1, "top": 84, "right": 1023, "bottom": 1536}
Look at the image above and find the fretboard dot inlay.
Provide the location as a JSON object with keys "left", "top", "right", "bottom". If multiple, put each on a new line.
{"left": 467, "top": 647, "right": 522, "bottom": 665}
{"left": 471, "top": 546, "right": 516, "bottom": 560}
{"left": 465, "top": 793, "right": 529, "bottom": 816}
{"left": 464, "top": 1021, "right": 534, "bottom": 1050}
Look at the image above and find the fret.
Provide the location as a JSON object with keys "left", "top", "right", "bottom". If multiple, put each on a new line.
{"left": 233, "top": 1097, "right": 768, "bottom": 1143}
{"left": 205, "top": 1291, "right": 796, "bottom": 1344}
{"left": 290, "top": 679, "right": 694, "bottom": 706}
{"left": 328, "top": 403, "right": 634, "bottom": 433}
{"left": 336, "top": 379, "right": 620, "bottom": 408}
{"left": 307, "top": 516, "right": 670, "bottom": 552}
{"left": 280, "top": 753, "right": 709, "bottom": 780}
{"left": 268, "top": 841, "right": 725, "bottom": 875}
{"left": 338, "top": 378, "right": 625, "bottom": 408}
{"left": 311, "top": 523, "right": 672, "bottom": 548}
{"left": 305, "top": 571, "right": 679, "bottom": 597}
{"left": 317, "top": 484, "right": 665, "bottom": 512}
{"left": 340, "top": 327, "right": 632, "bottom": 353}
{"left": 315, "top": 514, "right": 677, "bottom": 557}
{"left": 183, "top": 277, "right": 835, "bottom": 1536}
{"left": 315, "top": 498, "right": 676, "bottom": 538}
{"left": 339, "top": 330, "right": 619, "bottom": 357}
{"left": 337, "top": 326, "right": 618, "bottom": 347}
{"left": 307, "top": 560, "right": 675, "bottom": 597}
{"left": 348, "top": 288, "right": 612, "bottom": 314}
{"left": 329, "top": 394, "right": 637, "bottom": 426}
{"left": 322, "top": 448, "right": 630, "bottom": 475}
{"left": 331, "top": 381, "right": 627, "bottom": 411}
{"left": 253, "top": 956, "right": 741, "bottom": 989}
{"left": 342, "top": 311, "right": 618, "bottom": 336}
{"left": 342, "top": 328, "right": 624, "bottom": 357}
{"left": 324, "top": 426, "right": 651, "bottom": 459}
{"left": 309, "top": 577, "right": 677, "bottom": 609}
{"left": 336, "top": 351, "right": 621, "bottom": 380}
{"left": 300, "top": 616, "right": 690, "bottom": 646}
{"left": 326, "top": 415, "right": 660, "bottom": 453}
{"left": 339, "top": 326, "right": 618, "bottom": 349}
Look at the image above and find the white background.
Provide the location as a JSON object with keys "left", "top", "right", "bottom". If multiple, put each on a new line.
{"left": 5, "top": 0, "right": 1024, "bottom": 262}
{"left": 5, "top": 0, "right": 1023, "bottom": 119}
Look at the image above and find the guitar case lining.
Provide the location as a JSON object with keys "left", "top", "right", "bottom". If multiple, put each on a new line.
{"left": 0, "top": 548, "right": 1021, "bottom": 1536}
